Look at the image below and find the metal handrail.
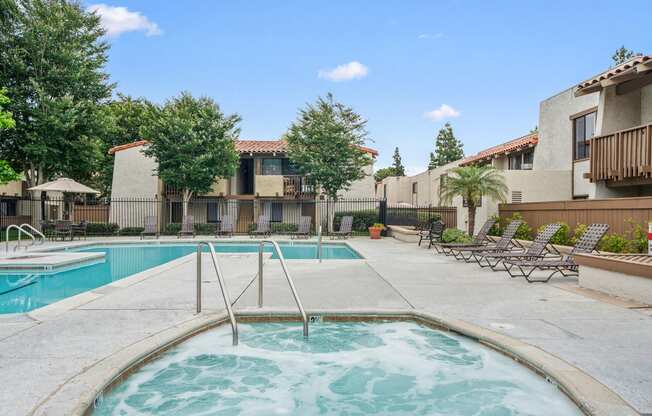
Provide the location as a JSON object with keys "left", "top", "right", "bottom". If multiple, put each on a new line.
{"left": 258, "top": 240, "right": 309, "bottom": 337}
{"left": 5, "top": 224, "right": 36, "bottom": 252}
{"left": 196, "top": 242, "right": 239, "bottom": 346}
{"left": 20, "top": 224, "right": 45, "bottom": 246}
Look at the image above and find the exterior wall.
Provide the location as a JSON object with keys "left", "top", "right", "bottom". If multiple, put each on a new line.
{"left": 205, "top": 179, "right": 229, "bottom": 197}
{"left": 598, "top": 85, "right": 641, "bottom": 135}
{"left": 0, "top": 180, "right": 23, "bottom": 197}
{"left": 254, "top": 175, "right": 283, "bottom": 197}
{"left": 338, "top": 162, "right": 376, "bottom": 199}
{"left": 642, "top": 84, "right": 652, "bottom": 124}
{"left": 110, "top": 145, "right": 159, "bottom": 199}
{"left": 537, "top": 87, "right": 598, "bottom": 172}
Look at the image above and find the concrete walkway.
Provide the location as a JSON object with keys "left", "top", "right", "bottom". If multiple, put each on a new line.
{"left": 0, "top": 237, "right": 650, "bottom": 415}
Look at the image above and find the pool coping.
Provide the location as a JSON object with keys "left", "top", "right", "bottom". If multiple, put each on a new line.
{"left": 30, "top": 309, "right": 639, "bottom": 416}
{"left": 0, "top": 238, "right": 362, "bottom": 319}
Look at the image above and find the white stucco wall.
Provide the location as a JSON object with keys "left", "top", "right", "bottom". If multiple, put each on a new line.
{"left": 598, "top": 85, "right": 641, "bottom": 135}
{"left": 338, "top": 162, "right": 376, "bottom": 199}
{"left": 642, "top": 84, "right": 652, "bottom": 125}
{"left": 110, "top": 145, "right": 159, "bottom": 199}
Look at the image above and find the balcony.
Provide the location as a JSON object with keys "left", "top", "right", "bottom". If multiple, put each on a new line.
{"left": 282, "top": 175, "right": 315, "bottom": 198}
{"left": 587, "top": 124, "right": 652, "bottom": 185}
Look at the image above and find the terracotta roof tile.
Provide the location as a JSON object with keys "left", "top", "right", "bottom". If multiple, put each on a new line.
{"left": 108, "top": 139, "right": 378, "bottom": 157}
{"left": 460, "top": 132, "right": 538, "bottom": 166}
{"left": 576, "top": 55, "right": 652, "bottom": 95}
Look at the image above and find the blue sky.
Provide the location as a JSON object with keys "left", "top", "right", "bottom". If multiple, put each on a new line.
{"left": 89, "top": 1, "right": 652, "bottom": 175}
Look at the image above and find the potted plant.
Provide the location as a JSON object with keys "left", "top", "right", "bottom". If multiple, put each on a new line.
{"left": 369, "top": 223, "right": 385, "bottom": 240}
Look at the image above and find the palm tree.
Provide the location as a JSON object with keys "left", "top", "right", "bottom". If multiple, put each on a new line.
{"left": 440, "top": 165, "right": 508, "bottom": 235}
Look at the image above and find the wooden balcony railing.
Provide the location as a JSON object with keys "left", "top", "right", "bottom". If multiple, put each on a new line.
{"left": 588, "top": 124, "right": 652, "bottom": 183}
{"left": 283, "top": 175, "right": 315, "bottom": 198}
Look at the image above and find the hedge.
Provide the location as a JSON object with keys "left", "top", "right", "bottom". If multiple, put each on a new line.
{"left": 86, "top": 222, "right": 119, "bottom": 235}
{"left": 334, "top": 210, "right": 378, "bottom": 234}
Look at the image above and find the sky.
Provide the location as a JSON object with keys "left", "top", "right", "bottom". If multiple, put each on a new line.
{"left": 86, "top": 0, "right": 652, "bottom": 176}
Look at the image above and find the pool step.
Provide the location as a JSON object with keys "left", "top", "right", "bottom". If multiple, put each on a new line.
{"left": 0, "top": 252, "right": 106, "bottom": 273}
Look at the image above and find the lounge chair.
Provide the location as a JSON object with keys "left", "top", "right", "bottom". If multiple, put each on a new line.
{"left": 53, "top": 220, "right": 72, "bottom": 241}
{"left": 331, "top": 216, "right": 353, "bottom": 239}
{"left": 249, "top": 215, "right": 271, "bottom": 238}
{"left": 503, "top": 223, "right": 609, "bottom": 283}
{"left": 433, "top": 219, "right": 496, "bottom": 255}
{"left": 418, "top": 220, "right": 445, "bottom": 248}
{"left": 216, "top": 216, "right": 234, "bottom": 238}
{"left": 449, "top": 220, "right": 523, "bottom": 262}
{"left": 177, "top": 215, "right": 196, "bottom": 238}
{"left": 141, "top": 216, "right": 159, "bottom": 239}
{"left": 71, "top": 220, "right": 88, "bottom": 240}
{"left": 473, "top": 223, "right": 562, "bottom": 270}
{"left": 289, "top": 216, "right": 311, "bottom": 239}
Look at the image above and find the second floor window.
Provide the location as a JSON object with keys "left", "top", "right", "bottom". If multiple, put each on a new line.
{"left": 573, "top": 111, "right": 596, "bottom": 160}
{"left": 508, "top": 150, "right": 534, "bottom": 170}
{"left": 262, "top": 159, "right": 282, "bottom": 175}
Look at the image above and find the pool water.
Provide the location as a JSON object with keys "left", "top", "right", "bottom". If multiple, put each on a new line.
{"left": 92, "top": 321, "right": 581, "bottom": 416}
{"left": 0, "top": 243, "right": 359, "bottom": 314}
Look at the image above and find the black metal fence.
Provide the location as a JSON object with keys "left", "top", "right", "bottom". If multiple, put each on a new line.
{"left": 0, "top": 196, "right": 456, "bottom": 238}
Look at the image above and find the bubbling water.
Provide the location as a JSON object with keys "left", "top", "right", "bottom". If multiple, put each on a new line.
{"left": 93, "top": 321, "right": 581, "bottom": 415}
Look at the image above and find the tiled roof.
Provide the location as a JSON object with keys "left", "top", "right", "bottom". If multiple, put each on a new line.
{"left": 459, "top": 132, "right": 538, "bottom": 166}
{"left": 108, "top": 139, "right": 378, "bottom": 157}
{"left": 576, "top": 55, "right": 652, "bottom": 96}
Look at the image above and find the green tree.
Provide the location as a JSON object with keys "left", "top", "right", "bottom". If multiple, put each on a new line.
{"left": 0, "top": 0, "right": 112, "bottom": 188}
{"left": 374, "top": 166, "right": 398, "bottom": 182}
{"left": 0, "top": 88, "right": 19, "bottom": 184}
{"left": 612, "top": 46, "right": 640, "bottom": 66}
{"left": 98, "top": 94, "right": 154, "bottom": 194}
{"left": 440, "top": 165, "right": 507, "bottom": 235}
{"left": 429, "top": 123, "right": 464, "bottom": 169}
{"left": 392, "top": 147, "right": 405, "bottom": 176}
{"left": 285, "top": 93, "right": 371, "bottom": 199}
{"left": 142, "top": 92, "right": 240, "bottom": 217}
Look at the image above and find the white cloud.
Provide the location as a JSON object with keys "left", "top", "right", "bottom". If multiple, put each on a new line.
{"left": 423, "top": 104, "right": 460, "bottom": 121}
{"left": 88, "top": 4, "right": 162, "bottom": 37}
{"left": 418, "top": 33, "right": 444, "bottom": 39}
{"left": 318, "top": 61, "right": 368, "bottom": 82}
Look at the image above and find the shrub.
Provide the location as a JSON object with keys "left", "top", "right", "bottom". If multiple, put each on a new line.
{"left": 164, "top": 223, "right": 181, "bottom": 235}
{"left": 570, "top": 223, "right": 588, "bottom": 246}
{"left": 487, "top": 214, "right": 501, "bottom": 236}
{"left": 624, "top": 219, "right": 647, "bottom": 254}
{"left": 271, "top": 222, "right": 299, "bottom": 233}
{"left": 498, "top": 212, "right": 532, "bottom": 240}
{"left": 442, "top": 228, "right": 472, "bottom": 243}
{"left": 118, "top": 227, "right": 144, "bottom": 236}
{"left": 334, "top": 210, "right": 378, "bottom": 233}
{"left": 539, "top": 222, "right": 571, "bottom": 246}
{"left": 86, "top": 222, "right": 119, "bottom": 235}
{"left": 599, "top": 234, "right": 628, "bottom": 253}
{"left": 194, "top": 223, "right": 216, "bottom": 235}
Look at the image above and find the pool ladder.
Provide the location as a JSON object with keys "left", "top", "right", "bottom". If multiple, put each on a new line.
{"left": 5, "top": 224, "right": 45, "bottom": 252}
{"left": 195, "top": 240, "right": 309, "bottom": 346}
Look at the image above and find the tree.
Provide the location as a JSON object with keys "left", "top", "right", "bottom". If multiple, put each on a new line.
{"left": 97, "top": 94, "right": 155, "bottom": 194}
{"left": 0, "top": 88, "right": 19, "bottom": 184}
{"left": 612, "top": 46, "right": 640, "bottom": 66}
{"left": 374, "top": 166, "right": 398, "bottom": 182}
{"left": 440, "top": 165, "right": 507, "bottom": 235}
{"left": 285, "top": 93, "right": 371, "bottom": 199}
{"left": 429, "top": 123, "right": 464, "bottom": 169}
{"left": 142, "top": 92, "right": 240, "bottom": 217}
{"left": 392, "top": 147, "right": 405, "bottom": 176}
{"left": 0, "top": 0, "right": 113, "bottom": 188}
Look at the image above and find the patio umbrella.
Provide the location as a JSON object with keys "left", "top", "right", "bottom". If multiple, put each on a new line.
{"left": 28, "top": 177, "right": 100, "bottom": 194}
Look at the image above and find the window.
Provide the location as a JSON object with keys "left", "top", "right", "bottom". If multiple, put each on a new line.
{"left": 0, "top": 199, "right": 17, "bottom": 216}
{"left": 412, "top": 182, "right": 418, "bottom": 194}
{"left": 271, "top": 202, "right": 283, "bottom": 222}
{"left": 508, "top": 150, "right": 534, "bottom": 170}
{"left": 207, "top": 201, "right": 219, "bottom": 223}
{"left": 383, "top": 184, "right": 387, "bottom": 199}
{"left": 282, "top": 159, "right": 300, "bottom": 175}
{"left": 262, "top": 159, "right": 283, "bottom": 175}
{"left": 573, "top": 111, "right": 596, "bottom": 160}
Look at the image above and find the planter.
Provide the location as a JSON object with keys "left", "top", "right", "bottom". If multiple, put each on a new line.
{"left": 368, "top": 227, "right": 382, "bottom": 239}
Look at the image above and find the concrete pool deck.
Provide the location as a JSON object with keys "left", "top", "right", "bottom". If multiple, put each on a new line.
{"left": 0, "top": 236, "right": 650, "bottom": 415}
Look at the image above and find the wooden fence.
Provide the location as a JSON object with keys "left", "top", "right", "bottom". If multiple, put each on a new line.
{"left": 499, "top": 197, "right": 652, "bottom": 235}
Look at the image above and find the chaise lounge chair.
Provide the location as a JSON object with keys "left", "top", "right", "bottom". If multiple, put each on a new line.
{"left": 289, "top": 216, "right": 311, "bottom": 239}
{"left": 249, "top": 215, "right": 271, "bottom": 238}
{"left": 418, "top": 220, "right": 445, "bottom": 249}
{"left": 503, "top": 223, "right": 609, "bottom": 283}
{"left": 53, "top": 220, "right": 73, "bottom": 241}
{"left": 177, "top": 215, "right": 196, "bottom": 238}
{"left": 141, "top": 216, "right": 159, "bottom": 239}
{"left": 216, "top": 216, "right": 234, "bottom": 238}
{"left": 449, "top": 220, "right": 523, "bottom": 262}
{"left": 473, "top": 223, "right": 562, "bottom": 270}
{"left": 433, "top": 219, "right": 496, "bottom": 255}
{"left": 331, "top": 215, "right": 353, "bottom": 239}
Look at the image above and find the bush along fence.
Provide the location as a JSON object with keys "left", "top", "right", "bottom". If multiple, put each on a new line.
{"left": 0, "top": 196, "right": 457, "bottom": 238}
{"left": 491, "top": 212, "right": 649, "bottom": 254}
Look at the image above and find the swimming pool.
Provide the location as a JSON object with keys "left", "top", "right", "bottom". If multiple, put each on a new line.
{"left": 0, "top": 242, "right": 360, "bottom": 314}
{"left": 92, "top": 321, "right": 581, "bottom": 415}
